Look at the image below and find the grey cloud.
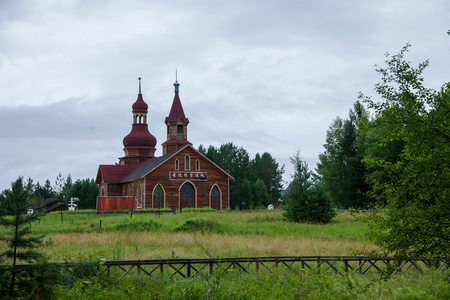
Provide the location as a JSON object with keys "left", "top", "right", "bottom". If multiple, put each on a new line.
{"left": 0, "top": 0, "right": 449, "bottom": 191}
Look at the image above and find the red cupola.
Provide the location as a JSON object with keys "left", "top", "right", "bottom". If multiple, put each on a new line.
{"left": 120, "top": 78, "right": 157, "bottom": 165}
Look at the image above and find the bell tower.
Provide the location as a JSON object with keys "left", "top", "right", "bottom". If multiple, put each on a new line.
{"left": 162, "top": 76, "right": 192, "bottom": 155}
{"left": 120, "top": 78, "right": 157, "bottom": 165}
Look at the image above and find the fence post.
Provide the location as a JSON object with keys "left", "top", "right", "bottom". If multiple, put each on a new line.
{"left": 209, "top": 262, "right": 214, "bottom": 275}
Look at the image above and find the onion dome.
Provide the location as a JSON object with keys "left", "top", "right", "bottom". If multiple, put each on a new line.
{"left": 132, "top": 78, "right": 148, "bottom": 112}
{"left": 123, "top": 125, "right": 157, "bottom": 148}
{"left": 122, "top": 77, "right": 157, "bottom": 149}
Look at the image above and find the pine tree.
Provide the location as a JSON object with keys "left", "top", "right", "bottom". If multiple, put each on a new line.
{"left": 0, "top": 177, "right": 46, "bottom": 298}
{"left": 284, "top": 151, "right": 336, "bottom": 223}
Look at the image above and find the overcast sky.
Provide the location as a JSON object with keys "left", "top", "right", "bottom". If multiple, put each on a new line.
{"left": 0, "top": 0, "right": 449, "bottom": 192}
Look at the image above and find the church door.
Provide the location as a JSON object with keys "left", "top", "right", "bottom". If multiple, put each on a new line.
{"left": 180, "top": 182, "right": 195, "bottom": 210}
{"left": 210, "top": 186, "right": 220, "bottom": 210}
{"left": 153, "top": 185, "right": 164, "bottom": 209}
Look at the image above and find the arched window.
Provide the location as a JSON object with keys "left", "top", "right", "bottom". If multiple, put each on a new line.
{"left": 210, "top": 185, "right": 221, "bottom": 210}
{"left": 180, "top": 182, "right": 195, "bottom": 210}
{"left": 185, "top": 155, "right": 190, "bottom": 170}
{"left": 175, "top": 159, "right": 179, "bottom": 170}
{"left": 196, "top": 159, "right": 200, "bottom": 171}
{"left": 153, "top": 184, "right": 164, "bottom": 209}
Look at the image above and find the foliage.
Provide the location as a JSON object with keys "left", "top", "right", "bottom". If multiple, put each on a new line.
{"left": 355, "top": 115, "right": 405, "bottom": 205}
{"left": 0, "top": 177, "right": 49, "bottom": 299}
{"left": 317, "top": 101, "right": 371, "bottom": 208}
{"left": 0, "top": 174, "right": 98, "bottom": 211}
{"left": 199, "top": 142, "right": 251, "bottom": 209}
{"left": 62, "top": 253, "right": 106, "bottom": 284}
{"left": 198, "top": 142, "right": 284, "bottom": 209}
{"left": 174, "top": 218, "right": 225, "bottom": 233}
{"left": 361, "top": 44, "right": 450, "bottom": 257}
{"left": 70, "top": 178, "right": 98, "bottom": 209}
{"left": 250, "top": 152, "right": 285, "bottom": 203}
{"left": 252, "top": 179, "right": 271, "bottom": 208}
{"left": 52, "top": 267, "right": 450, "bottom": 300}
{"left": 284, "top": 151, "right": 336, "bottom": 223}
{"left": 110, "top": 220, "right": 162, "bottom": 232}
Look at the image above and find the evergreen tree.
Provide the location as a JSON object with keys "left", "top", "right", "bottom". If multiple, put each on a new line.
{"left": 198, "top": 143, "right": 284, "bottom": 210}
{"left": 0, "top": 177, "right": 46, "bottom": 298}
{"left": 317, "top": 101, "right": 370, "bottom": 208}
{"left": 70, "top": 178, "right": 98, "bottom": 209}
{"left": 251, "top": 152, "right": 284, "bottom": 203}
{"left": 43, "top": 179, "right": 54, "bottom": 196}
{"left": 284, "top": 151, "right": 336, "bottom": 223}
{"left": 253, "top": 179, "right": 271, "bottom": 208}
{"left": 240, "top": 179, "right": 254, "bottom": 209}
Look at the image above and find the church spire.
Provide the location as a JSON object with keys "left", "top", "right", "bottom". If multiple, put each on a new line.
{"left": 138, "top": 77, "right": 142, "bottom": 94}
{"left": 162, "top": 73, "right": 192, "bottom": 155}
{"left": 174, "top": 69, "right": 179, "bottom": 93}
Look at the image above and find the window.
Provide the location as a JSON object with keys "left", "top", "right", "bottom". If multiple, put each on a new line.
{"left": 185, "top": 155, "right": 190, "bottom": 170}
{"left": 153, "top": 184, "right": 164, "bottom": 209}
{"left": 177, "top": 125, "right": 183, "bottom": 134}
{"left": 180, "top": 182, "right": 195, "bottom": 210}
{"left": 196, "top": 159, "right": 200, "bottom": 171}
{"left": 210, "top": 185, "right": 220, "bottom": 210}
{"left": 175, "top": 159, "right": 179, "bottom": 170}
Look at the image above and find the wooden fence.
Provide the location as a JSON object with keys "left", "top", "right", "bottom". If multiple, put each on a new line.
{"left": 103, "top": 256, "right": 449, "bottom": 278}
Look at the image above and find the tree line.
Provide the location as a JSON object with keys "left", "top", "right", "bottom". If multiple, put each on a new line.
{"left": 198, "top": 143, "right": 284, "bottom": 210}
{"left": 0, "top": 173, "right": 98, "bottom": 213}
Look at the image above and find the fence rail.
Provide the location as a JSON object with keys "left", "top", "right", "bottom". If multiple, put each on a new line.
{"left": 102, "top": 256, "right": 449, "bottom": 278}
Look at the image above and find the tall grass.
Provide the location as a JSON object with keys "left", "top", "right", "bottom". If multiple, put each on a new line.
{"left": 8, "top": 210, "right": 378, "bottom": 262}
{"left": 3, "top": 210, "right": 449, "bottom": 299}
{"left": 52, "top": 267, "right": 450, "bottom": 300}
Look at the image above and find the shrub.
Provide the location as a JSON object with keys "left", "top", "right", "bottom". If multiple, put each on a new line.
{"left": 174, "top": 218, "right": 224, "bottom": 233}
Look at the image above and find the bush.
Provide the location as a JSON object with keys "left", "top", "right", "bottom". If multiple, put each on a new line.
{"left": 62, "top": 253, "right": 106, "bottom": 283}
{"left": 174, "top": 218, "right": 224, "bottom": 233}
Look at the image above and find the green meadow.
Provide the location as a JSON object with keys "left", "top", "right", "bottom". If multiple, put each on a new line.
{"left": 3, "top": 210, "right": 450, "bottom": 299}
{"left": 30, "top": 210, "right": 374, "bottom": 261}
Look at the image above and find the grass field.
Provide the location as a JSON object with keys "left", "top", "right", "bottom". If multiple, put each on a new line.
{"left": 3, "top": 209, "right": 450, "bottom": 299}
{"left": 30, "top": 210, "right": 377, "bottom": 261}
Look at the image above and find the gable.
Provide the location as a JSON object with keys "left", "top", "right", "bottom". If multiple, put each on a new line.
{"left": 96, "top": 165, "right": 138, "bottom": 184}
{"left": 120, "top": 145, "right": 233, "bottom": 183}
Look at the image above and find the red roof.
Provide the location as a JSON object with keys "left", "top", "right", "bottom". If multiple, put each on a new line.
{"left": 123, "top": 124, "right": 157, "bottom": 148}
{"left": 161, "top": 139, "right": 192, "bottom": 145}
{"left": 165, "top": 92, "right": 189, "bottom": 124}
{"left": 132, "top": 94, "right": 148, "bottom": 113}
{"left": 96, "top": 145, "right": 233, "bottom": 184}
{"left": 96, "top": 165, "right": 137, "bottom": 183}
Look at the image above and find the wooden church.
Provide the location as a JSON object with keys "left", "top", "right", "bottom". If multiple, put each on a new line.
{"left": 95, "top": 78, "right": 232, "bottom": 212}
